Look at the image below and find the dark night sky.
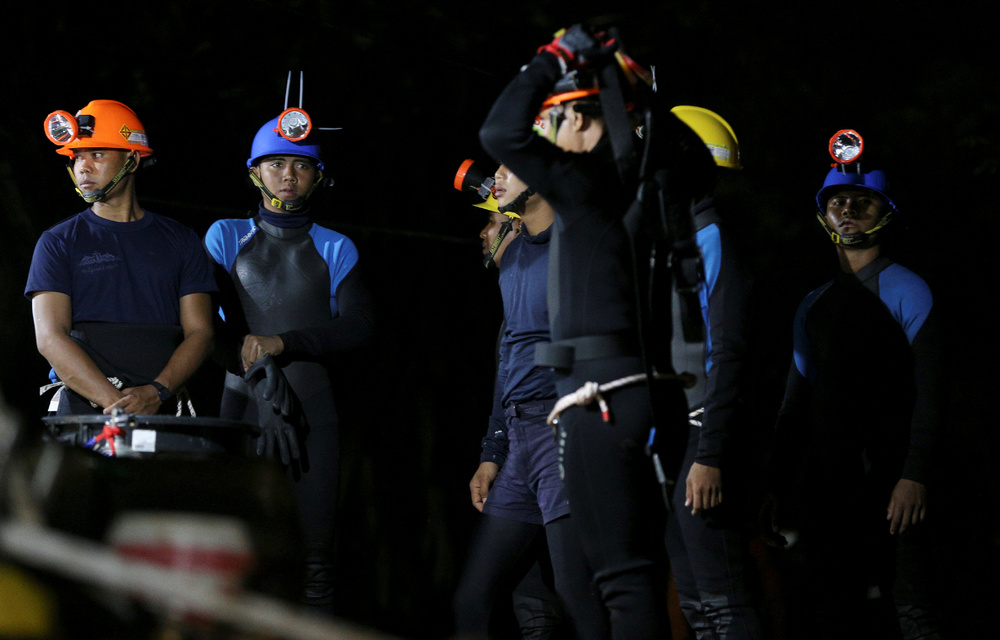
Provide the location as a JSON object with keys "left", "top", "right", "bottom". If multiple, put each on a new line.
{"left": 1, "top": 1, "right": 998, "bottom": 637}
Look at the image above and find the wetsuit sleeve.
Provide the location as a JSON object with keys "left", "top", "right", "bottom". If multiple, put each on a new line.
{"left": 277, "top": 263, "right": 375, "bottom": 357}
{"left": 202, "top": 224, "right": 248, "bottom": 375}
{"left": 481, "top": 322, "right": 510, "bottom": 467}
{"left": 766, "top": 293, "right": 815, "bottom": 492}
{"left": 696, "top": 224, "right": 751, "bottom": 467}
{"left": 902, "top": 304, "right": 944, "bottom": 484}
{"left": 767, "top": 360, "right": 812, "bottom": 492}
{"left": 207, "top": 259, "right": 247, "bottom": 375}
{"left": 479, "top": 52, "right": 574, "bottom": 207}
{"left": 879, "top": 265, "right": 943, "bottom": 485}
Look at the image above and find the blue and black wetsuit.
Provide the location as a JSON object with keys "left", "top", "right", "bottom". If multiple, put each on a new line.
{"left": 666, "top": 201, "right": 762, "bottom": 639}
{"left": 204, "top": 206, "right": 374, "bottom": 608}
{"left": 771, "top": 255, "right": 944, "bottom": 639}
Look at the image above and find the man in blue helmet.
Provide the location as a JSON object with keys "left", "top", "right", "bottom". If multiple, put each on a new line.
{"left": 203, "top": 112, "right": 374, "bottom": 611}
{"left": 27, "top": 99, "right": 216, "bottom": 420}
{"left": 764, "top": 132, "right": 945, "bottom": 639}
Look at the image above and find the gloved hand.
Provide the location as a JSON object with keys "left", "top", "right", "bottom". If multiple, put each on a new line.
{"left": 537, "top": 24, "right": 610, "bottom": 69}
{"left": 244, "top": 354, "right": 302, "bottom": 464}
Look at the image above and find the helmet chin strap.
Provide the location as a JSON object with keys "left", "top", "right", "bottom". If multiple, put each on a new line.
{"left": 68, "top": 154, "right": 138, "bottom": 204}
{"left": 815, "top": 210, "right": 894, "bottom": 248}
{"left": 249, "top": 169, "right": 324, "bottom": 212}
{"left": 498, "top": 187, "right": 534, "bottom": 216}
{"left": 483, "top": 219, "right": 516, "bottom": 269}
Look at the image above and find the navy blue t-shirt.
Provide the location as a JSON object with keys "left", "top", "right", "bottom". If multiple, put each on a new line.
{"left": 480, "top": 225, "right": 558, "bottom": 466}
{"left": 496, "top": 225, "right": 558, "bottom": 407}
{"left": 25, "top": 208, "right": 216, "bottom": 324}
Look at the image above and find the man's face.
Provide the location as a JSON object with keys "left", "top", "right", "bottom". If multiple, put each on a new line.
{"left": 825, "top": 189, "right": 886, "bottom": 236}
{"left": 253, "top": 155, "right": 319, "bottom": 210}
{"left": 493, "top": 164, "right": 530, "bottom": 208}
{"left": 71, "top": 148, "right": 133, "bottom": 193}
{"left": 479, "top": 210, "right": 519, "bottom": 266}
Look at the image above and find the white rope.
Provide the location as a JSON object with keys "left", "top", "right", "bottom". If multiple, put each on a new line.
{"left": 174, "top": 388, "right": 196, "bottom": 417}
{"left": 688, "top": 405, "right": 704, "bottom": 428}
{"left": 41, "top": 379, "right": 196, "bottom": 417}
{"left": 547, "top": 372, "right": 693, "bottom": 425}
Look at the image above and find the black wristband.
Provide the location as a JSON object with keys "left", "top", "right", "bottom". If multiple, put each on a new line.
{"left": 150, "top": 381, "right": 173, "bottom": 402}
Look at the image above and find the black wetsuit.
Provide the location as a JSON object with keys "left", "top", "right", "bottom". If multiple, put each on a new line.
{"left": 480, "top": 51, "right": 713, "bottom": 639}
{"left": 204, "top": 207, "right": 374, "bottom": 608}
{"left": 665, "top": 202, "right": 762, "bottom": 639}
{"left": 771, "top": 255, "right": 944, "bottom": 640}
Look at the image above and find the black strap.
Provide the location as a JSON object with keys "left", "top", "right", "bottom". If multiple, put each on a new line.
{"left": 534, "top": 333, "right": 639, "bottom": 370}
{"left": 598, "top": 55, "right": 638, "bottom": 184}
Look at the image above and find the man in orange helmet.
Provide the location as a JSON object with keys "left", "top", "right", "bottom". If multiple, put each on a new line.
{"left": 26, "top": 100, "right": 216, "bottom": 418}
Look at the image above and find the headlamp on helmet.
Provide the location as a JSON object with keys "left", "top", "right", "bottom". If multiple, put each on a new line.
{"left": 43, "top": 100, "right": 153, "bottom": 203}
{"left": 276, "top": 108, "right": 313, "bottom": 142}
{"left": 454, "top": 158, "right": 496, "bottom": 202}
{"left": 43, "top": 100, "right": 152, "bottom": 158}
{"left": 815, "top": 129, "right": 897, "bottom": 247}
{"left": 247, "top": 72, "right": 341, "bottom": 212}
{"left": 829, "top": 129, "right": 863, "bottom": 165}
{"left": 454, "top": 158, "right": 520, "bottom": 269}
{"left": 44, "top": 111, "right": 91, "bottom": 146}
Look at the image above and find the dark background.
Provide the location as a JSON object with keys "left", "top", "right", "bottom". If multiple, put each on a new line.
{"left": 1, "top": 1, "right": 997, "bottom": 637}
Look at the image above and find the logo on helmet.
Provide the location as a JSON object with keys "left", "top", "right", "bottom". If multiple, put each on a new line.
{"left": 119, "top": 124, "right": 148, "bottom": 147}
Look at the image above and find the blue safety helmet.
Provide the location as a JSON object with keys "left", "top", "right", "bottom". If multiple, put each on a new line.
{"left": 815, "top": 166, "right": 896, "bottom": 214}
{"left": 246, "top": 116, "right": 325, "bottom": 169}
{"left": 814, "top": 166, "right": 898, "bottom": 247}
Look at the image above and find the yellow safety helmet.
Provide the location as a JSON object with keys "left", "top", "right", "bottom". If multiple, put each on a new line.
{"left": 454, "top": 159, "right": 519, "bottom": 219}
{"left": 670, "top": 105, "right": 742, "bottom": 170}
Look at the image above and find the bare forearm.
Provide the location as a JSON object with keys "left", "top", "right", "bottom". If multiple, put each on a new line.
{"left": 153, "top": 329, "right": 214, "bottom": 392}
{"left": 39, "top": 334, "right": 123, "bottom": 409}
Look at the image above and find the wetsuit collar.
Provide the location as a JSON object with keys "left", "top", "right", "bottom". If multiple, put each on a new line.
{"left": 255, "top": 207, "right": 313, "bottom": 239}
{"left": 852, "top": 255, "right": 892, "bottom": 289}
{"left": 257, "top": 204, "right": 311, "bottom": 229}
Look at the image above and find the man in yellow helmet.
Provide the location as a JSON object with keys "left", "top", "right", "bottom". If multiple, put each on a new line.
{"left": 665, "top": 106, "right": 763, "bottom": 640}
{"left": 27, "top": 100, "right": 216, "bottom": 419}
{"left": 453, "top": 162, "right": 609, "bottom": 639}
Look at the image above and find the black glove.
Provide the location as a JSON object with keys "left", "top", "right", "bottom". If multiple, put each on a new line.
{"left": 244, "top": 354, "right": 302, "bottom": 464}
{"left": 537, "top": 24, "right": 611, "bottom": 69}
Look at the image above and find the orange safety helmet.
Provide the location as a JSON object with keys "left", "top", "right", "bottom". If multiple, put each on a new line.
{"left": 45, "top": 100, "right": 153, "bottom": 158}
